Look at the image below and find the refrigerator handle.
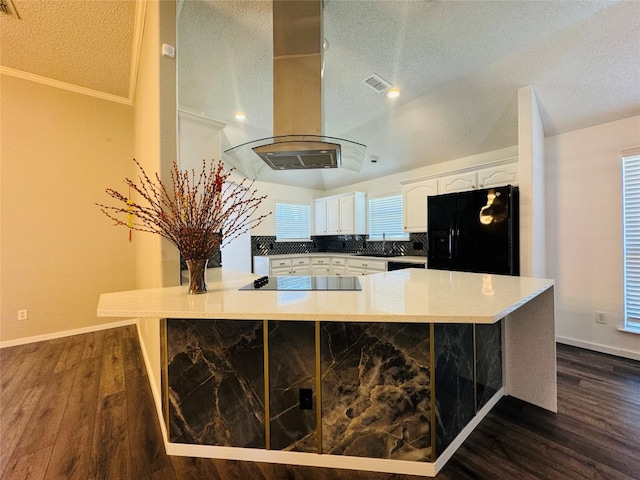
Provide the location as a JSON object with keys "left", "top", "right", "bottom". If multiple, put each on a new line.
{"left": 452, "top": 213, "right": 460, "bottom": 257}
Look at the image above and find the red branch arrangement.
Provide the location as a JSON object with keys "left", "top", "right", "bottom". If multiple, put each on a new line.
{"left": 97, "top": 159, "right": 270, "bottom": 261}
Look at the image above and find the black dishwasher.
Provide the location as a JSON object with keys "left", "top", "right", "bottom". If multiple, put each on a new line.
{"left": 387, "top": 261, "right": 426, "bottom": 271}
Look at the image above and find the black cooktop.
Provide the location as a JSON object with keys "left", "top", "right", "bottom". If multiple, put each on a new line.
{"left": 240, "top": 276, "right": 362, "bottom": 291}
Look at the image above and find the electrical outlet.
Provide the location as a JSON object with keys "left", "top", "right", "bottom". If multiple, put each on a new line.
{"left": 595, "top": 311, "right": 607, "bottom": 324}
{"left": 299, "top": 388, "right": 313, "bottom": 410}
{"left": 17, "top": 309, "right": 28, "bottom": 321}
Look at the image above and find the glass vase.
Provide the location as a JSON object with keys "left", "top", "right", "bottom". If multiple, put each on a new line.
{"left": 185, "top": 258, "right": 208, "bottom": 294}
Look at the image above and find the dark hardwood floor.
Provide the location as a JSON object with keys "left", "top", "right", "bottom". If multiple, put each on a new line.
{"left": 1, "top": 325, "right": 638, "bottom": 479}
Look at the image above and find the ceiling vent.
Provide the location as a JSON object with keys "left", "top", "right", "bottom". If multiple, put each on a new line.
{"left": 362, "top": 73, "right": 392, "bottom": 93}
{"left": 0, "top": 0, "right": 20, "bottom": 19}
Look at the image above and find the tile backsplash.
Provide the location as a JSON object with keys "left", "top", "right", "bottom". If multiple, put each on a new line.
{"left": 251, "top": 233, "right": 427, "bottom": 257}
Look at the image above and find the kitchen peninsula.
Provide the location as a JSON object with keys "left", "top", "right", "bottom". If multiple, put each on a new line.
{"left": 97, "top": 268, "right": 556, "bottom": 477}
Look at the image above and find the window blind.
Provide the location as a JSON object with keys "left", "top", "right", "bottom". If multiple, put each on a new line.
{"left": 622, "top": 153, "right": 640, "bottom": 331}
{"left": 368, "top": 194, "right": 409, "bottom": 240}
{"left": 275, "top": 201, "right": 311, "bottom": 241}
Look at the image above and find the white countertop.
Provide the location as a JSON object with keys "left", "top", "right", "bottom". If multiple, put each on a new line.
{"left": 254, "top": 253, "right": 428, "bottom": 263}
{"left": 98, "top": 268, "right": 553, "bottom": 324}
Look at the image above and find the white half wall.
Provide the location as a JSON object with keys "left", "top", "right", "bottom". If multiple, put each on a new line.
{"left": 518, "top": 86, "right": 547, "bottom": 278}
{"left": 546, "top": 115, "right": 640, "bottom": 359}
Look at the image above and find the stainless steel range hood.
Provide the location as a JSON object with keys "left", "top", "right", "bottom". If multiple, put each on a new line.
{"left": 224, "top": 0, "right": 366, "bottom": 177}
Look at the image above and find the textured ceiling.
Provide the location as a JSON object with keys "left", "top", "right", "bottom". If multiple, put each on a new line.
{"left": 178, "top": 0, "right": 640, "bottom": 190}
{"left": 1, "top": 1, "right": 639, "bottom": 190}
{"left": 0, "top": 0, "right": 139, "bottom": 101}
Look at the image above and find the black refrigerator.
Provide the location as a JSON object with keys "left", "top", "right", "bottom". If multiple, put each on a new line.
{"left": 427, "top": 185, "right": 519, "bottom": 275}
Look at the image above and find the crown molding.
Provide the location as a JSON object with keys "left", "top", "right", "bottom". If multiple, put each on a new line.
{"left": 128, "top": 0, "right": 147, "bottom": 105}
{"left": 0, "top": 66, "right": 133, "bottom": 105}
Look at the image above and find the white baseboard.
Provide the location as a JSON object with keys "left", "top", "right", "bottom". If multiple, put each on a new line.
{"left": 165, "top": 442, "right": 437, "bottom": 477}
{"left": 134, "top": 321, "right": 169, "bottom": 441}
{"left": 556, "top": 336, "right": 640, "bottom": 361}
{"left": 0, "top": 319, "right": 138, "bottom": 349}
{"left": 434, "top": 387, "right": 504, "bottom": 472}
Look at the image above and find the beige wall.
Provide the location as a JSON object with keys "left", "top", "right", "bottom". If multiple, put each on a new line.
{"left": 132, "top": 0, "right": 177, "bottom": 408}
{"left": 0, "top": 75, "right": 136, "bottom": 343}
{"left": 546, "top": 115, "right": 640, "bottom": 359}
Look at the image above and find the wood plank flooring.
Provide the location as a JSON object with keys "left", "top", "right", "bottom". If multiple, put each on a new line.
{"left": 1, "top": 325, "right": 638, "bottom": 479}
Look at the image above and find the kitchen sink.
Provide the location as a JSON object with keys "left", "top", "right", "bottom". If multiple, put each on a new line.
{"left": 353, "top": 253, "right": 399, "bottom": 258}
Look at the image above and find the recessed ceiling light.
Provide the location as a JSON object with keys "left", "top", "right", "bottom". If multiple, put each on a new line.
{"left": 234, "top": 112, "right": 247, "bottom": 121}
{"left": 386, "top": 88, "right": 400, "bottom": 99}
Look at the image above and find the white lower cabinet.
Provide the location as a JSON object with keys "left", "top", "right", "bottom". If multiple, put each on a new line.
{"left": 346, "top": 258, "right": 386, "bottom": 275}
{"left": 332, "top": 267, "right": 347, "bottom": 276}
{"left": 257, "top": 255, "right": 389, "bottom": 277}
{"left": 331, "top": 257, "right": 347, "bottom": 276}
{"left": 268, "top": 257, "right": 311, "bottom": 276}
{"left": 312, "top": 266, "right": 331, "bottom": 275}
{"left": 271, "top": 266, "right": 293, "bottom": 276}
{"left": 311, "top": 257, "right": 331, "bottom": 276}
{"left": 290, "top": 265, "right": 311, "bottom": 275}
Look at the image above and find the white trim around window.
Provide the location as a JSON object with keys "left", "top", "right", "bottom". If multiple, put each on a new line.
{"left": 621, "top": 149, "right": 640, "bottom": 334}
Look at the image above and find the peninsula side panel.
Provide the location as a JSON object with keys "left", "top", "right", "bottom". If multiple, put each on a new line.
{"left": 166, "top": 319, "right": 266, "bottom": 448}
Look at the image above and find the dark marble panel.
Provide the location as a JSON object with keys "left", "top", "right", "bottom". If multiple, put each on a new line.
{"left": 268, "top": 321, "right": 317, "bottom": 452}
{"left": 434, "top": 323, "right": 474, "bottom": 456}
{"left": 320, "top": 322, "right": 432, "bottom": 461}
{"left": 476, "top": 321, "right": 503, "bottom": 410}
{"left": 166, "top": 319, "right": 265, "bottom": 448}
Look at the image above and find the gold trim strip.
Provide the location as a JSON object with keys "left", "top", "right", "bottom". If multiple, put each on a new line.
{"left": 264, "top": 320, "right": 270, "bottom": 450}
{"left": 315, "top": 320, "right": 322, "bottom": 454}
{"left": 430, "top": 323, "right": 436, "bottom": 462}
{"left": 473, "top": 324, "right": 478, "bottom": 414}
{"left": 160, "top": 318, "right": 170, "bottom": 437}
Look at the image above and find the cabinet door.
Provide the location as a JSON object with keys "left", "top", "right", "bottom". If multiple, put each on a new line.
{"left": 347, "top": 267, "right": 367, "bottom": 276}
{"left": 311, "top": 257, "right": 330, "bottom": 266}
{"left": 290, "top": 265, "right": 311, "bottom": 275}
{"left": 332, "top": 266, "right": 347, "bottom": 276}
{"left": 477, "top": 163, "right": 518, "bottom": 188}
{"left": 403, "top": 179, "right": 439, "bottom": 232}
{"left": 314, "top": 200, "right": 327, "bottom": 235}
{"left": 338, "top": 195, "right": 355, "bottom": 234}
{"left": 271, "top": 266, "right": 292, "bottom": 276}
{"left": 440, "top": 171, "right": 477, "bottom": 193}
{"left": 312, "top": 266, "right": 331, "bottom": 276}
{"left": 326, "top": 197, "right": 340, "bottom": 234}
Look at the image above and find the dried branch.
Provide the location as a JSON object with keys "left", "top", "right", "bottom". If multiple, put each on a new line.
{"left": 97, "top": 159, "right": 271, "bottom": 260}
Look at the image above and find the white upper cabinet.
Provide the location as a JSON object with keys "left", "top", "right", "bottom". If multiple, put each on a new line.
{"left": 325, "top": 197, "right": 340, "bottom": 234}
{"left": 339, "top": 195, "right": 355, "bottom": 233}
{"left": 314, "top": 192, "right": 366, "bottom": 235}
{"left": 402, "top": 178, "right": 439, "bottom": 233}
{"left": 314, "top": 199, "right": 327, "bottom": 235}
{"left": 437, "top": 160, "right": 519, "bottom": 194}
{"left": 477, "top": 162, "right": 519, "bottom": 188}
{"left": 399, "top": 160, "right": 518, "bottom": 232}
{"left": 439, "top": 171, "right": 478, "bottom": 193}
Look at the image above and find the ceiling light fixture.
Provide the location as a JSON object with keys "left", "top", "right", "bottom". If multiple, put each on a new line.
{"left": 386, "top": 88, "right": 400, "bottom": 99}
{"left": 234, "top": 112, "right": 247, "bottom": 121}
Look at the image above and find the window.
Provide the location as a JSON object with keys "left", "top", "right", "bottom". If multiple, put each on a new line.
{"left": 622, "top": 152, "right": 640, "bottom": 332}
{"left": 275, "top": 201, "right": 311, "bottom": 241}
{"left": 368, "top": 194, "right": 409, "bottom": 241}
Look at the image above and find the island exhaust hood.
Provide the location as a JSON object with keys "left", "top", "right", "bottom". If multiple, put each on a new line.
{"left": 223, "top": 0, "right": 366, "bottom": 176}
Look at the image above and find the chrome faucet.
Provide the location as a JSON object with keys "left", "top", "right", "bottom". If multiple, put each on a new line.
{"left": 382, "top": 232, "right": 386, "bottom": 253}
